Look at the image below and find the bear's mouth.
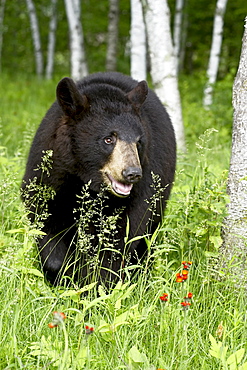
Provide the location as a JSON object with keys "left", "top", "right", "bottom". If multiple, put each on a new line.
{"left": 106, "top": 173, "right": 133, "bottom": 197}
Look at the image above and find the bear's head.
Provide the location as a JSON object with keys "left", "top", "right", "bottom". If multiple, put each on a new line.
{"left": 56, "top": 77, "right": 149, "bottom": 197}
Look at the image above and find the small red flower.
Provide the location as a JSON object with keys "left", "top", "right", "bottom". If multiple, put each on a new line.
{"left": 184, "top": 292, "right": 193, "bottom": 302}
{"left": 176, "top": 273, "right": 187, "bottom": 282}
{"left": 182, "top": 261, "right": 192, "bottom": 270}
{"left": 159, "top": 293, "right": 168, "bottom": 302}
{"left": 48, "top": 322, "right": 58, "bottom": 328}
{"left": 181, "top": 301, "right": 191, "bottom": 311}
{"left": 48, "top": 311, "right": 66, "bottom": 328}
{"left": 85, "top": 325, "right": 94, "bottom": 335}
{"left": 176, "top": 273, "right": 182, "bottom": 282}
{"left": 182, "top": 269, "right": 189, "bottom": 276}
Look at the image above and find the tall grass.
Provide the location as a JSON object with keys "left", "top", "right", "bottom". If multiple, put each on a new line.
{"left": 0, "top": 73, "right": 246, "bottom": 369}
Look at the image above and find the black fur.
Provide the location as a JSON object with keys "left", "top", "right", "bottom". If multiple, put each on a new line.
{"left": 21, "top": 72, "right": 176, "bottom": 286}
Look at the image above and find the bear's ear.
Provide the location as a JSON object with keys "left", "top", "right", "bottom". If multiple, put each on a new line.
{"left": 126, "top": 80, "right": 148, "bottom": 109}
{"left": 56, "top": 77, "right": 89, "bottom": 118}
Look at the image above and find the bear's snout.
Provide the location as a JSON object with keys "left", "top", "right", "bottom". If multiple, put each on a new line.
{"left": 122, "top": 166, "right": 142, "bottom": 183}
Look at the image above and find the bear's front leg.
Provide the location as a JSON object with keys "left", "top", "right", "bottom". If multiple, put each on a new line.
{"left": 38, "top": 231, "right": 76, "bottom": 285}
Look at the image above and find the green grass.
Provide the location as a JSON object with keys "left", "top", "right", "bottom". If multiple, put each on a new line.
{"left": 0, "top": 73, "right": 247, "bottom": 369}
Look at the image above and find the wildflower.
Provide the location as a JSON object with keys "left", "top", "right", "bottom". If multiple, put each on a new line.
{"left": 176, "top": 273, "right": 187, "bottom": 282}
{"left": 181, "top": 301, "right": 191, "bottom": 311}
{"left": 159, "top": 293, "right": 168, "bottom": 302}
{"left": 184, "top": 292, "right": 193, "bottom": 302}
{"left": 85, "top": 325, "right": 94, "bottom": 335}
{"left": 182, "top": 261, "right": 192, "bottom": 270}
{"left": 216, "top": 321, "right": 224, "bottom": 339}
{"left": 182, "top": 269, "right": 189, "bottom": 277}
{"left": 48, "top": 311, "right": 66, "bottom": 328}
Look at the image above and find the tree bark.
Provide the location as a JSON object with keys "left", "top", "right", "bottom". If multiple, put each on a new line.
{"left": 64, "top": 0, "right": 88, "bottom": 80}
{"left": 173, "top": 0, "right": 184, "bottom": 74}
{"left": 220, "top": 18, "right": 247, "bottom": 286}
{"left": 130, "top": 0, "right": 146, "bottom": 81}
{"left": 106, "top": 0, "right": 119, "bottom": 71}
{"left": 26, "top": 0, "right": 43, "bottom": 77}
{"left": 141, "top": 0, "right": 185, "bottom": 151}
{"left": 46, "top": 0, "right": 57, "bottom": 79}
{"left": 203, "top": 0, "right": 228, "bottom": 107}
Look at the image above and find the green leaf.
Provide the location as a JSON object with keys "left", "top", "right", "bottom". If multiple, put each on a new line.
{"left": 98, "top": 320, "right": 111, "bottom": 333}
{"left": 79, "top": 295, "right": 108, "bottom": 311}
{"left": 115, "top": 298, "right": 122, "bottom": 310}
{"left": 60, "top": 282, "right": 97, "bottom": 298}
{"left": 6, "top": 228, "right": 26, "bottom": 234}
{"left": 125, "top": 235, "right": 147, "bottom": 245}
{"left": 209, "top": 334, "right": 228, "bottom": 360}
{"left": 226, "top": 348, "right": 245, "bottom": 367}
{"left": 128, "top": 346, "right": 146, "bottom": 363}
{"left": 209, "top": 235, "right": 222, "bottom": 249}
{"left": 75, "top": 347, "right": 87, "bottom": 369}
{"left": 27, "top": 229, "right": 47, "bottom": 236}
{"left": 114, "top": 310, "right": 129, "bottom": 325}
{"left": 97, "top": 311, "right": 130, "bottom": 333}
{"left": 119, "top": 283, "right": 137, "bottom": 301}
{"left": 239, "top": 362, "right": 247, "bottom": 370}
{"left": 6, "top": 228, "right": 46, "bottom": 236}
{"left": 124, "top": 216, "right": 130, "bottom": 244}
{"left": 20, "top": 267, "right": 44, "bottom": 278}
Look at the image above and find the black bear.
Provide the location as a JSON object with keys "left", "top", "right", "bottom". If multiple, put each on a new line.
{"left": 22, "top": 72, "right": 176, "bottom": 287}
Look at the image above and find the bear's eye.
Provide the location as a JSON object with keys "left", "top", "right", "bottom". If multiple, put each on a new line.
{"left": 104, "top": 136, "right": 115, "bottom": 145}
{"left": 137, "top": 139, "right": 142, "bottom": 149}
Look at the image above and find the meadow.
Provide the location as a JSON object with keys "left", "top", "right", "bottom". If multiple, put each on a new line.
{"left": 0, "top": 72, "right": 247, "bottom": 370}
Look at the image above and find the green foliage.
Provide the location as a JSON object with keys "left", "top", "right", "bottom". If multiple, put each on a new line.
{"left": 1, "top": 0, "right": 246, "bottom": 77}
{"left": 209, "top": 334, "right": 247, "bottom": 370}
{"left": 1, "top": 0, "right": 131, "bottom": 76}
{"left": 168, "top": 0, "right": 246, "bottom": 75}
{"left": 0, "top": 75, "right": 247, "bottom": 369}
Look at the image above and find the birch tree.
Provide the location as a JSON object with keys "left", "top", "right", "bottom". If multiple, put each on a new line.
{"left": 130, "top": 0, "right": 146, "bottom": 81}
{"left": 46, "top": 0, "right": 57, "bottom": 79}
{"left": 0, "top": 0, "right": 6, "bottom": 72}
{"left": 203, "top": 0, "right": 228, "bottom": 107}
{"left": 26, "top": 0, "right": 43, "bottom": 77}
{"left": 141, "top": 0, "right": 185, "bottom": 150}
{"left": 220, "top": 18, "right": 247, "bottom": 286}
{"left": 173, "top": 0, "right": 184, "bottom": 74}
{"left": 64, "top": 0, "right": 88, "bottom": 80}
{"left": 106, "top": 0, "right": 119, "bottom": 71}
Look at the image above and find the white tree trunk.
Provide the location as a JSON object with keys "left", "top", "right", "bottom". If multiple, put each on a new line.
{"left": 46, "top": 0, "right": 57, "bottom": 79}
{"left": 130, "top": 0, "right": 146, "bottom": 81}
{"left": 64, "top": 0, "right": 88, "bottom": 80}
{"left": 220, "top": 18, "right": 247, "bottom": 286}
{"left": 141, "top": 0, "right": 185, "bottom": 151}
{"left": 203, "top": 0, "right": 228, "bottom": 107}
{"left": 106, "top": 0, "right": 119, "bottom": 71}
{"left": 0, "top": 0, "right": 6, "bottom": 72}
{"left": 26, "top": 0, "right": 43, "bottom": 76}
{"left": 173, "top": 0, "right": 184, "bottom": 74}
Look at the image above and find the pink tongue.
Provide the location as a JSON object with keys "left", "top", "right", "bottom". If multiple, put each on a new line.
{"left": 112, "top": 178, "right": 132, "bottom": 196}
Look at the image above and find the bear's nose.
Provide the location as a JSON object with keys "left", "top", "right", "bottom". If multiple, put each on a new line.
{"left": 122, "top": 167, "right": 142, "bottom": 183}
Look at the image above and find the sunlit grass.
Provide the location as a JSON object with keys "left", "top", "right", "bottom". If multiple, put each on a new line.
{"left": 0, "top": 74, "right": 246, "bottom": 369}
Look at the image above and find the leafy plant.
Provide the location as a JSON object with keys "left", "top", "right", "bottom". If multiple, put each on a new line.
{"left": 209, "top": 334, "right": 247, "bottom": 370}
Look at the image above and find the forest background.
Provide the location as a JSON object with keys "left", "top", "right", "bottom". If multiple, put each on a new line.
{"left": 0, "top": 1, "right": 247, "bottom": 369}
{"left": 1, "top": 0, "right": 246, "bottom": 78}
